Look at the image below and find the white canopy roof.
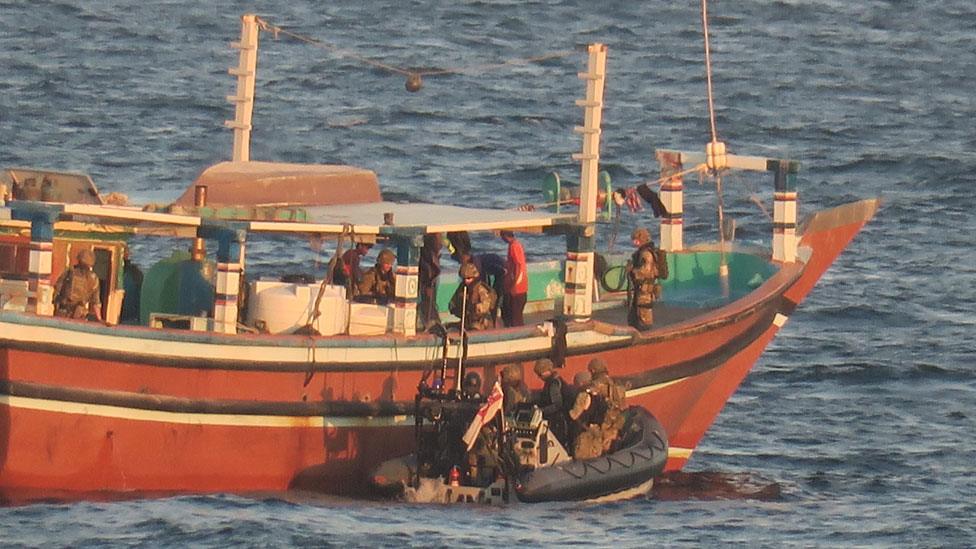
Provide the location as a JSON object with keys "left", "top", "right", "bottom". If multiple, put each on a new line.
{"left": 2, "top": 200, "right": 575, "bottom": 237}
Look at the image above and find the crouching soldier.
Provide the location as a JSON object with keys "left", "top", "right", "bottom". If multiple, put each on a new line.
{"left": 356, "top": 249, "right": 396, "bottom": 305}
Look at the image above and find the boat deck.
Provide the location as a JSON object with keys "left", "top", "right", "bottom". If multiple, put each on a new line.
{"left": 520, "top": 292, "right": 718, "bottom": 332}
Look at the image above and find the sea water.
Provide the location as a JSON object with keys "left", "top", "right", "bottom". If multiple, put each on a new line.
{"left": 1, "top": 0, "right": 974, "bottom": 546}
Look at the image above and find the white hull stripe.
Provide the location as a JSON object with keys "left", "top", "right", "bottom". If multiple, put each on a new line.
{"left": 2, "top": 395, "right": 695, "bottom": 461}
{"left": 0, "top": 320, "right": 628, "bottom": 365}
{"left": 626, "top": 375, "right": 690, "bottom": 398}
{"left": 0, "top": 394, "right": 410, "bottom": 429}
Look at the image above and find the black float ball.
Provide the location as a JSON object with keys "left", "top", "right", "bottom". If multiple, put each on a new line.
{"left": 405, "top": 73, "right": 423, "bottom": 93}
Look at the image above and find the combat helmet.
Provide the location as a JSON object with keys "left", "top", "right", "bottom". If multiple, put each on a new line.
{"left": 462, "top": 371, "right": 482, "bottom": 396}
{"left": 75, "top": 248, "right": 95, "bottom": 268}
{"left": 458, "top": 262, "right": 480, "bottom": 279}
{"left": 631, "top": 227, "right": 650, "bottom": 245}
{"left": 533, "top": 358, "right": 554, "bottom": 378}
{"left": 587, "top": 357, "right": 609, "bottom": 376}
{"left": 501, "top": 363, "right": 521, "bottom": 385}
{"left": 377, "top": 249, "right": 395, "bottom": 266}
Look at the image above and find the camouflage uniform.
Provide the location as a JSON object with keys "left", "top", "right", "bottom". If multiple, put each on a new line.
{"left": 54, "top": 249, "right": 101, "bottom": 320}
{"left": 499, "top": 363, "right": 528, "bottom": 416}
{"left": 355, "top": 249, "right": 395, "bottom": 304}
{"left": 627, "top": 228, "right": 660, "bottom": 330}
{"left": 449, "top": 262, "right": 497, "bottom": 331}
{"left": 567, "top": 386, "right": 607, "bottom": 460}
{"left": 589, "top": 375, "right": 627, "bottom": 452}
{"left": 568, "top": 358, "right": 627, "bottom": 458}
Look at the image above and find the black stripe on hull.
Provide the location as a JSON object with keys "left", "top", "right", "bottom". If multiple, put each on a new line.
{"left": 0, "top": 296, "right": 788, "bottom": 419}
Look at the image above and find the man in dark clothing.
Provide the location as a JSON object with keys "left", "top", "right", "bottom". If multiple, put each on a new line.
{"left": 532, "top": 358, "right": 572, "bottom": 447}
{"left": 334, "top": 242, "right": 372, "bottom": 292}
{"left": 120, "top": 248, "right": 143, "bottom": 324}
{"left": 419, "top": 233, "right": 442, "bottom": 330}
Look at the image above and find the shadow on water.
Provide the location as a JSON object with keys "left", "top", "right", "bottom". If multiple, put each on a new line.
{"left": 651, "top": 471, "right": 783, "bottom": 501}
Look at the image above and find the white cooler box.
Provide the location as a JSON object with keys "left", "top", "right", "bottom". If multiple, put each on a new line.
{"left": 348, "top": 303, "right": 390, "bottom": 336}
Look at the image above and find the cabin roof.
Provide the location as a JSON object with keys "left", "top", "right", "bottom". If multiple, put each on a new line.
{"left": 2, "top": 200, "right": 575, "bottom": 237}
{"left": 173, "top": 161, "right": 382, "bottom": 207}
{"left": 249, "top": 201, "right": 576, "bottom": 235}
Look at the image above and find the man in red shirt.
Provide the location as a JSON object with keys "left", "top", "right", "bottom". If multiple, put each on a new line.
{"left": 500, "top": 230, "right": 528, "bottom": 327}
{"left": 333, "top": 242, "right": 372, "bottom": 292}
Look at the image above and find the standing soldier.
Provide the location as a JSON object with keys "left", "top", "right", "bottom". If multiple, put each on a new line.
{"left": 586, "top": 358, "right": 627, "bottom": 453}
{"left": 500, "top": 230, "right": 528, "bottom": 327}
{"left": 53, "top": 248, "right": 102, "bottom": 322}
{"left": 449, "top": 262, "right": 496, "bottom": 331}
{"left": 418, "top": 233, "right": 442, "bottom": 330}
{"left": 355, "top": 248, "right": 396, "bottom": 305}
{"left": 627, "top": 227, "right": 662, "bottom": 330}
{"left": 567, "top": 373, "right": 607, "bottom": 460}
{"left": 532, "top": 359, "right": 573, "bottom": 446}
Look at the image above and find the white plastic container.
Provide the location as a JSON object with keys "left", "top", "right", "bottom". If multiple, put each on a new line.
{"left": 347, "top": 303, "right": 390, "bottom": 336}
{"left": 247, "top": 280, "right": 347, "bottom": 335}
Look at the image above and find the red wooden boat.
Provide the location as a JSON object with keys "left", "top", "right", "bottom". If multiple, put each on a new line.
{"left": 0, "top": 15, "right": 877, "bottom": 501}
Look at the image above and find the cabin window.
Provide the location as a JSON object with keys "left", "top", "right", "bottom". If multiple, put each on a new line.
{"left": 0, "top": 242, "right": 30, "bottom": 278}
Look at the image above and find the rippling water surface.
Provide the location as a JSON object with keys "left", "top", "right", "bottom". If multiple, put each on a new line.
{"left": 2, "top": 0, "right": 974, "bottom": 546}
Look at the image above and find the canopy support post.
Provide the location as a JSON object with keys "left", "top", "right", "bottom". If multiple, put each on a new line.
{"left": 213, "top": 226, "right": 247, "bottom": 334}
{"left": 10, "top": 203, "right": 61, "bottom": 317}
{"left": 27, "top": 213, "right": 55, "bottom": 316}
{"left": 392, "top": 232, "right": 423, "bottom": 337}
{"left": 772, "top": 161, "right": 799, "bottom": 263}
{"left": 655, "top": 150, "right": 685, "bottom": 252}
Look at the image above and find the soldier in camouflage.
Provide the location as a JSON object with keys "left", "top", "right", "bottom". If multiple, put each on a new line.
{"left": 567, "top": 358, "right": 627, "bottom": 459}
{"left": 355, "top": 248, "right": 396, "bottom": 305}
{"left": 53, "top": 248, "right": 102, "bottom": 321}
{"left": 448, "top": 261, "right": 496, "bottom": 332}
{"left": 627, "top": 227, "right": 661, "bottom": 330}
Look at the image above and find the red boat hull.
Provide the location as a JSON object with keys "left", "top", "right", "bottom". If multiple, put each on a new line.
{"left": 0, "top": 199, "right": 878, "bottom": 500}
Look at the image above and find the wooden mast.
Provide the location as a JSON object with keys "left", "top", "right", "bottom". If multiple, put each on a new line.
{"left": 226, "top": 14, "right": 260, "bottom": 162}
{"left": 563, "top": 43, "right": 607, "bottom": 320}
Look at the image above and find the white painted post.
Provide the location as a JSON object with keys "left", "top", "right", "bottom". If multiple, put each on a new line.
{"left": 655, "top": 150, "right": 685, "bottom": 252}
{"left": 564, "top": 43, "right": 607, "bottom": 320}
{"left": 772, "top": 161, "right": 799, "bottom": 263}
{"left": 26, "top": 216, "right": 55, "bottom": 316}
{"left": 225, "top": 14, "right": 259, "bottom": 162}
{"left": 213, "top": 230, "right": 246, "bottom": 334}
{"left": 573, "top": 43, "right": 607, "bottom": 226}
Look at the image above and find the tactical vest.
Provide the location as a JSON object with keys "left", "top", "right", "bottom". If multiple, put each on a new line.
{"left": 580, "top": 387, "right": 609, "bottom": 427}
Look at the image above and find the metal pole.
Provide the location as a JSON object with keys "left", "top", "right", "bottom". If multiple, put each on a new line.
{"left": 455, "top": 284, "right": 468, "bottom": 397}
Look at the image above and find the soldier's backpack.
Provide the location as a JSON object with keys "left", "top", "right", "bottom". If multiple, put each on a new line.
{"left": 654, "top": 248, "right": 669, "bottom": 280}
